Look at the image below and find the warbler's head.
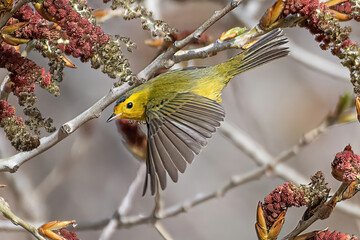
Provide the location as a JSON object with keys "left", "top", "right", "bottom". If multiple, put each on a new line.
{"left": 107, "top": 93, "right": 146, "bottom": 122}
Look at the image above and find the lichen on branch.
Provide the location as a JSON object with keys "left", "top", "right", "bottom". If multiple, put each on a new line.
{"left": 0, "top": 100, "right": 40, "bottom": 151}
{"left": 103, "top": 0, "right": 176, "bottom": 41}
{"left": 0, "top": 0, "right": 135, "bottom": 151}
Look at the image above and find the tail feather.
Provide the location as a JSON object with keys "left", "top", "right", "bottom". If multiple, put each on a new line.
{"left": 239, "top": 48, "right": 289, "bottom": 73}
{"left": 217, "top": 28, "right": 289, "bottom": 81}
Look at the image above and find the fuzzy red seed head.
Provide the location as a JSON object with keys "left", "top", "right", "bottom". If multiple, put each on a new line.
{"left": 315, "top": 230, "right": 358, "bottom": 240}
{"left": 57, "top": 229, "right": 79, "bottom": 240}
{"left": 332, "top": 145, "right": 360, "bottom": 182}
{"left": 0, "top": 100, "right": 16, "bottom": 119}
{"left": 262, "top": 182, "right": 306, "bottom": 226}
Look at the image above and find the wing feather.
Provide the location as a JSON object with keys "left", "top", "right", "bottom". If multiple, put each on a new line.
{"left": 176, "top": 109, "right": 221, "bottom": 127}
{"left": 157, "top": 128, "right": 187, "bottom": 173}
{"left": 163, "top": 119, "right": 203, "bottom": 153}
{"left": 144, "top": 92, "right": 225, "bottom": 195}
{"left": 149, "top": 139, "right": 167, "bottom": 190}
{"left": 153, "top": 133, "right": 179, "bottom": 182}
{"left": 161, "top": 108, "right": 219, "bottom": 134}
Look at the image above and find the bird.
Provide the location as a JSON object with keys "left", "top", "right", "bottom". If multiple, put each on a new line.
{"left": 107, "top": 29, "right": 289, "bottom": 195}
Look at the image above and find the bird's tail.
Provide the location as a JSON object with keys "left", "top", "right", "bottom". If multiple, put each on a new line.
{"left": 216, "top": 29, "right": 289, "bottom": 83}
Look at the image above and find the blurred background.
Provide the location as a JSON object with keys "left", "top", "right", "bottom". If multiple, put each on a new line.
{"left": 1, "top": 0, "right": 360, "bottom": 239}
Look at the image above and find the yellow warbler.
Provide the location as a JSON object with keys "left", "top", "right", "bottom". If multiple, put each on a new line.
{"left": 107, "top": 29, "right": 289, "bottom": 195}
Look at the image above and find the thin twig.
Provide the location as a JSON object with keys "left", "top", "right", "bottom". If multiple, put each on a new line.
{"left": 0, "top": 75, "right": 10, "bottom": 100}
{"left": 4, "top": 173, "right": 46, "bottom": 220}
{"left": 0, "top": 82, "right": 133, "bottom": 172}
{"left": 144, "top": 0, "right": 162, "bottom": 19}
{"left": 75, "top": 165, "right": 266, "bottom": 231}
{"left": 231, "top": 5, "right": 349, "bottom": 82}
{"left": 220, "top": 119, "right": 360, "bottom": 230}
{"left": 219, "top": 119, "right": 328, "bottom": 184}
{"left": 2, "top": 156, "right": 360, "bottom": 233}
{"left": 0, "top": 133, "right": 46, "bottom": 220}
{"left": 152, "top": 180, "right": 167, "bottom": 238}
{"left": 153, "top": 182, "right": 164, "bottom": 218}
{"left": 173, "top": 27, "right": 260, "bottom": 63}
{"left": 31, "top": 127, "right": 92, "bottom": 202}
{"left": 137, "top": 0, "right": 244, "bottom": 80}
{"left": 153, "top": 222, "right": 174, "bottom": 240}
{"left": 99, "top": 164, "right": 146, "bottom": 240}
{"left": 0, "top": 196, "right": 46, "bottom": 240}
{"left": 0, "top": 0, "right": 246, "bottom": 173}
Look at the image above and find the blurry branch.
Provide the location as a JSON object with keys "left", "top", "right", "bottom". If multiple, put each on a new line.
{"left": 4, "top": 173, "right": 46, "bottom": 220}
{"left": 231, "top": 6, "right": 349, "bottom": 82}
{"left": 1, "top": 96, "right": 358, "bottom": 234}
{"left": 99, "top": 164, "right": 146, "bottom": 240}
{"left": 220, "top": 120, "right": 324, "bottom": 181}
{"left": 0, "top": 75, "right": 10, "bottom": 100}
{"left": 31, "top": 127, "right": 92, "bottom": 202}
{"left": 0, "top": 154, "right": 276, "bottom": 235}
{"left": 220, "top": 94, "right": 354, "bottom": 170}
{"left": 220, "top": 95, "right": 360, "bottom": 216}
{"left": 0, "top": 135, "right": 46, "bottom": 220}
{"left": 288, "top": 41, "right": 348, "bottom": 82}
{"left": 0, "top": 0, "right": 249, "bottom": 173}
{"left": 0, "top": 82, "right": 133, "bottom": 172}
{"left": 1, "top": 149, "right": 355, "bottom": 234}
{"left": 153, "top": 183, "right": 164, "bottom": 219}
{"left": 144, "top": 0, "right": 162, "bottom": 19}
{"left": 0, "top": 195, "right": 46, "bottom": 240}
{"left": 74, "top": 165, "right": 268, "bottom": 231}
{"left": 153, "top": 222, "right": 174, "bottom": 240}
{"left": 153, "top": 189, "right": 173, "bottom": 240}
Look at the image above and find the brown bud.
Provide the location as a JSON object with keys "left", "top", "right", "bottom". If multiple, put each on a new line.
{"left": 259, "top": 0, "right": 285, "bottom": 29}
{"left": 93, "top": 9, "right": 110, "bottom": 18}
{"left": 39, "top": 220, "right": 76, "bottom": 240}
{"left": 356, "top": 96, "right": 360, "bottom": 122}
{"left": 341, "top": 180, "right": 360, "bottom": 200}
{"left": 33, "top": 2, "right": 57, "bottom": 22}
{"left": 268, "top": 210, "right": 286, "bottom": 239}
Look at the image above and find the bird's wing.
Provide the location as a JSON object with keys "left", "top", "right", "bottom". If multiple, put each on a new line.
{"left": 144, "top": 92, "right": 225, "bottom": 195}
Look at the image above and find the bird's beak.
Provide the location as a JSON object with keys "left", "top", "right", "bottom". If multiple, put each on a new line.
{"left": 106, "top": 113, "right": 121, "bottom": 123}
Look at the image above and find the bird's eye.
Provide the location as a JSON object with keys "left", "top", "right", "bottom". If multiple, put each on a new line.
{"left": 126, "top": 102, "right": 133, "bottom": 109}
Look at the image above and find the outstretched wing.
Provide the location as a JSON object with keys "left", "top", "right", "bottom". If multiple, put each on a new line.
{"left": 144, "top": 92, "right": 225, "bottom": 195}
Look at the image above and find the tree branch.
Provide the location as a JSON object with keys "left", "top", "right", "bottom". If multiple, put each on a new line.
{"left": 230, "top": 5, "right": 349, "bottom": 82}
{"left": 75, "top": 165, "right": 267, "bottom": 231}
{"left": 282, "top": 182, "right": 350, "bottom": 239}
{"left": 137, "top": 0, "right": 244, "bottom": 80}
{"left": 0, "top": 196, "right": 45, "bottom": 240}
{"left": 0, "top": 82, "right": 133, "bottom": 172}
{"left": 0, "top": 0, "right": 247, "bottom": 173}
{"left": 153, "top": 222, "right": 174, "bottom": 240}
{"left": 220, "top": 120, "right": 360, "bottom": 218}
{"left": 0, "top": 0, "right": 31, "bottom": 29}
{"left": 99, "top": 164, "right": 146, "bottom": 240}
